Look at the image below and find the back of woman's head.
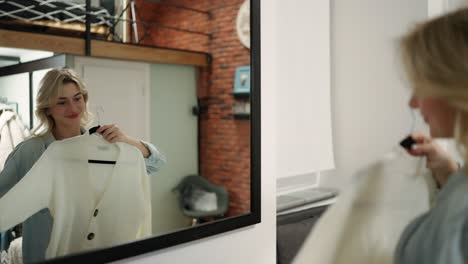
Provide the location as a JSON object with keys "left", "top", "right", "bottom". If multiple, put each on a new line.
{"left": 400, "top": 7, "right": 468, "bottom": 173}
{"left": 34, "top": 68, "right": 91, "bottom": 135}
{"left": 401, "top": 7, "right": 468, "bottom": 107}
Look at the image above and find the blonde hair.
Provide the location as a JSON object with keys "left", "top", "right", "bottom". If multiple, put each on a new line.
{"left": 34, "top": 68, "right": 91, "bottom": 135}
{"left": 400, "top": 7, "right": 468, "bottom": 174}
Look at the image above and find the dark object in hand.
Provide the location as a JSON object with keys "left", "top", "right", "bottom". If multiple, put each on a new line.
{"left": 89, "top": 125, "right": 101, "bottom": 134}
{"left": 400, "top": 135, "right": 416, "bottom": 150}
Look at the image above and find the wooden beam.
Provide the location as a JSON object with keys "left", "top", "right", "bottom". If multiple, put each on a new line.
{"left": 91, "top": 40, "right": 208, "bottom": 66}
{"left": 0, "top": 29, "right": 209, "bottom": 67}
{"left": 0, "top": 29, "right": 84, "bottom": 55}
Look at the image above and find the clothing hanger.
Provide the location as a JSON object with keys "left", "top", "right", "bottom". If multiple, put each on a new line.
{"left": 87, "top": 135, "right": 116, "bottom": 165}
{"left": 88, "top": 105, "right": 103, "bottom": 135}
{"left": 87, "top": 135, "right": 116, "bottom": 164}
{"left": 400, "top": 109, "right": 417, "bottom": 150}
{"left": 88, "top": 125, "right": 100, "bottom": 135}
{"left": 87, "top": 106, "right": 116, "bottom": 165}
{"left": 88, "top": 159, "right": 115, "bottom": 165}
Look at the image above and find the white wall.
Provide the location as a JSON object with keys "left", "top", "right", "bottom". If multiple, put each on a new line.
{"left": 276, "top": 1, "right": 334, "bottom": 179}
{"left": 321, "top": 0, "right": 428, "bottom": 189}
{"left": 447, "top": 0, "right": 468, "bottom": 10}
{"left": 111, "top": 0, "right": 277, "bottom": 263}
{"left": 428, "top": 0, "right": 468, "bottom": 17}
{"left": 111, "top": 0, "right": 433, "bottom": 262}
{"left": 0, "top": 47, "right": 53, "bottom": 64}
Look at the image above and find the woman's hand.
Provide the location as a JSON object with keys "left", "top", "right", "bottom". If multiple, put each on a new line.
{"left": 97, "top": 124, "right": 151, "bottom": 158}
{"left": 96, "top": 124, "right": 128, "bottom": 143}
{"left": 407, "top": 132, "right": 459, "bottom": 187}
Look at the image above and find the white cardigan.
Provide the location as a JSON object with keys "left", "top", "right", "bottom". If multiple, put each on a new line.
{"left": 293, "top": 147, "right": 437, "bottom": 264}
{"left": 0, "top": 134, "right": 152, "bottom": 260}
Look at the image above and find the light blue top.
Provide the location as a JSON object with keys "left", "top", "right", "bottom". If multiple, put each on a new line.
{"left": 0, "top": 131, "right": 166, "bottom": 263}
{"left": 395, "top": 168, "right": 468, "bottom": 264}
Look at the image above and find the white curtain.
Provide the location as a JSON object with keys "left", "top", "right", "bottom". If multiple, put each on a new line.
{"left": 275, "top": 0, "right": 334, "bottom": 178}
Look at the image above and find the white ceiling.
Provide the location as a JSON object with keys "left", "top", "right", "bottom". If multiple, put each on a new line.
{"left": 0, "top": 47, "right": 54, "bottom": 67}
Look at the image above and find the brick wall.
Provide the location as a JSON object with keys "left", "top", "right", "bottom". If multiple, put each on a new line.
{"left": 134, "top": 0, "right": 210, "bottom": 52}
{"left": 136, "top": 0, "right": 251, "bottom": 216}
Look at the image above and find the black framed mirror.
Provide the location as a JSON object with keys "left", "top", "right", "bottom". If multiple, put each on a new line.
{"left": 0, "top": 0, "right": 260, "bottom": 263}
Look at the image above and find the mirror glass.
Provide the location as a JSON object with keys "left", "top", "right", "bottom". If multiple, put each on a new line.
{"left": 0, "top": 0, "right": 253, "bottom": 262}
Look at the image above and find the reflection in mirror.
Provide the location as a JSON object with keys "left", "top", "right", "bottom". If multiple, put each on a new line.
{"left": 0, "top": 0, "right": 252, "bottom": 262}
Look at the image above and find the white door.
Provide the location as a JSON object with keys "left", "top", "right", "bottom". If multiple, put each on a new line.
{"left": 73, "top": 57, "right": 149, "bottom": 141}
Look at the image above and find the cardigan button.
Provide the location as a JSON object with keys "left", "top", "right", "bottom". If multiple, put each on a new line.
{"left": 94, "top": 209, "right": 99, "bottom": 217}
{"left": 87, "top": 233, "right": 95, "bottom": 240}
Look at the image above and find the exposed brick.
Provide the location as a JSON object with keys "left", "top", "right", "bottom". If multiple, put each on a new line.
{"left": 134, "top": 0, "right": 251, "bottom": 217}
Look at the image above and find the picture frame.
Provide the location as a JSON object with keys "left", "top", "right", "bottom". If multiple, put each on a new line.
{"left": 233, "top": 66, "right": 251, "bottom": 94}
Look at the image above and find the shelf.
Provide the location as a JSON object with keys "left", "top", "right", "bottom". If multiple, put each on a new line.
{"left": 232, "top": 92, "right": 250, "bottom": 99}
{"left": 233, "top": 113, "right": 250, "bottom": 120}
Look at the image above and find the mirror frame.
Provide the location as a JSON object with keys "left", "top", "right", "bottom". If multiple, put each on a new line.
{"left": 34, "top": 0, "right": 261, "bottom": 263}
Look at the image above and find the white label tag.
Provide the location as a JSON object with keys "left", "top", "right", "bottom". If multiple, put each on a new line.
{"left": 97, "top": 146, "right": 110, "bottom": 151}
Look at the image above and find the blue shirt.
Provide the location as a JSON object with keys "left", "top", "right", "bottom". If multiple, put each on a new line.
{"left": 0, "top": 131, "right": 165, "bottom": 263}
{"left": 395, "top": 168, "right": 468, "bottom": 264}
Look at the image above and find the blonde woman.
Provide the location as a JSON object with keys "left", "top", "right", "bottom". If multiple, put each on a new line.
{"left": 395, "top": 7, "right": 468, "bottom": 263}
{"left": 0, "top": 68, "right": 165, "bottom": 263}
